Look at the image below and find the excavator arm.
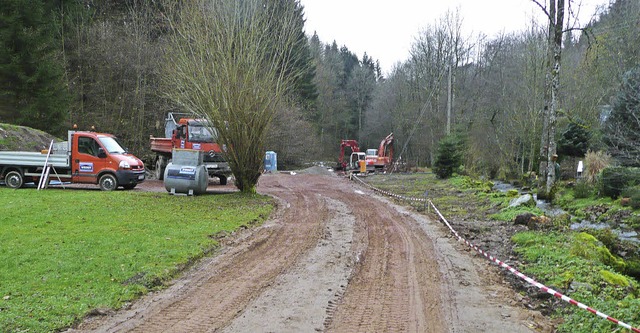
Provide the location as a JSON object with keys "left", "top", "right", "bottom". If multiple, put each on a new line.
{"left": 337, "top": 139, "right": 360, "bottom": 170}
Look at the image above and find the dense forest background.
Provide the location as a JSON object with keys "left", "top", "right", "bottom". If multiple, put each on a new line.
{"left": 1, "top": 0, "right": 639, "bottom": 177}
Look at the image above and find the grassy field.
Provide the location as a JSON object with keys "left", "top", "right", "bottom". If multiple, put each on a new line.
{"left": 0, "top": 188, "right": 272, "bottom": 332}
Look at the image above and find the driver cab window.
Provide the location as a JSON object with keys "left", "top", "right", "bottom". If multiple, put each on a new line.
{"left": 78, "top": 137, "right": 100, "bottom": 156}
{"left": 175, "top": 125, "right": 186, "bottom": 139}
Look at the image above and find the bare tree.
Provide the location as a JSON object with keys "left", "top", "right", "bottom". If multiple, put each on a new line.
{"left": 533, "top": 0, "right": 566, "bottom": 197}
{"left": 163, "top": 0, "right": 307, "bottom": 193}
{"left": 401, "top": 8, "right": 470, "bottom": 165}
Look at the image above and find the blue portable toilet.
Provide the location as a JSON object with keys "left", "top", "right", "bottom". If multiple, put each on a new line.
{"left": 264, "top": 151, "right": 277, "bottom": 173}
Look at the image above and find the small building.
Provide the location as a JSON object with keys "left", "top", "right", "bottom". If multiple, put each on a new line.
{"left": 264, "top": 151, "right": 277, "bottom": 173}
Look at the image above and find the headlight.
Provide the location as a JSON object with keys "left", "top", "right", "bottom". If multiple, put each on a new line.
{"left": 119, "top": 161, "right": 131, "bottom": 169}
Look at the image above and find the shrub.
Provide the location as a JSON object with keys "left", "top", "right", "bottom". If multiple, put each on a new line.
{"left": 584, "top": 150, "right": 611, "bottom": 184}
{"left": 599, "top": 167, "right": 640, "bottom": 199}
{"left": 621, "top": 185, "right": 640, "bottom": 210}
{"left": 573, "top": 180, "right": 593, "bottom": 199}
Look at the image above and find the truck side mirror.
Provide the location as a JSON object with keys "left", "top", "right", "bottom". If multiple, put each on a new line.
{"left": 98, "top": 148, "right": 107, "bottom": 158}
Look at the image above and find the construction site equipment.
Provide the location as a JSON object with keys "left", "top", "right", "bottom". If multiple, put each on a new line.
{"left": 350, "top": 152, "right": 366, "bottom": 172}
{"left": 164, "top": 149, "right": 208, "bottom": 195}
{"left": 365, "top": 133, "right": 394, "bottom": 172}
{"left": 337, "top": 139, "right": 360, "bottom": 170}
{"left": 0, "top": 130, "right": 145, "bottom": 190}
{"left": 151, "top": 112, "right": 231, "bottom": 185}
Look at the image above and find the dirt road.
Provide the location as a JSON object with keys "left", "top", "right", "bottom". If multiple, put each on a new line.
{"left": 69, "top": 171, "right": 550, "bottom": 332}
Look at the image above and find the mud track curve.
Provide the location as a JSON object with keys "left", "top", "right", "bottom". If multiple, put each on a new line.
{"left": 69, "top": 173, "right": 548, "bottom": 332}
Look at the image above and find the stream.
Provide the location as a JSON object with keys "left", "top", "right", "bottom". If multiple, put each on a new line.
{"left": 493, "top": 181, "right": 639, "bottom": 243}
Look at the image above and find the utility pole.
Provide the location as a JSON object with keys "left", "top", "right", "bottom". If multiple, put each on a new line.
{"left": 446, "top": 62, "right": 452, "bottom": 135}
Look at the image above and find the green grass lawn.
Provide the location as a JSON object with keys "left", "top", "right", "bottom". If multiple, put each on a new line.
{"left": 0, "top": 188, "right": 272, "bottom": 332}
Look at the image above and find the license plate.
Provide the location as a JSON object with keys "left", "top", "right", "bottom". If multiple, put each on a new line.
{"left": 138, "top": 175, "right": 145, "bottom": 180}
{"left": 210, "top": 164, "right": 218, "bottom": 169}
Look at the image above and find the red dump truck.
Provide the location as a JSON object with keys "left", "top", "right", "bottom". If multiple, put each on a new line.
{"left": 0, "top": 130, "right": 145, "bottom": 190}
{"left": 150, "top": 113, "right": 231, "bottom": 185}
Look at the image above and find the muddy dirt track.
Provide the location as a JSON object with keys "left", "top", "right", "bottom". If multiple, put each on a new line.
{"left": 68, "top": 171, "right": 552, "bottom": 332}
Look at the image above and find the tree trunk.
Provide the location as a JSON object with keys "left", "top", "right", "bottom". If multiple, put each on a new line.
{"left": 536, "top": 0, "right": 564, "bottom": 198}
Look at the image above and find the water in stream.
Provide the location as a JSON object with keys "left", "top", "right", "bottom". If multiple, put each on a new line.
{"left": 492, "top": 181, "right": 639, "bottom": 243}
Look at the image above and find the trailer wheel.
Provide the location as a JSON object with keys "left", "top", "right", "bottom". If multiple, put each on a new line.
{"left": 98, "top": 174, "right": 118, "bottom": 191}
{"left": 5, "top": 171, "right": 24, "bottom": 189}
{"left": 155, "top": 156, "right": 166, "bottom": 180}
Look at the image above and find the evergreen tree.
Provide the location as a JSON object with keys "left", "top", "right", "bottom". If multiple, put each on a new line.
{"left": 603, "top": 66, "right": 640, "bottom": 166}
{"left": 558, "top": 119, "right": 591, "bottom": 157}
{"left": 433, "top": 134, "right": 463, "bottom": 179}
{"left": 0, "top": 0, "right": 69, "bottom": 135}
{"left": 273, "top": 0, "right": 317, "bottom": 108}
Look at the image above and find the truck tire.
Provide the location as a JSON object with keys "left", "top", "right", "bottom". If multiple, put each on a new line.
{"left": 218, "top": 175, "right": 227, "bottom": 185}
{"left": 5, "top": 171, "right": 24, "bottom": 189}
{"left": 155, "top": 156, "right": 167, "bottom": 180}
{"left": 99, "top": 174, "right": 118, "bottom": 191}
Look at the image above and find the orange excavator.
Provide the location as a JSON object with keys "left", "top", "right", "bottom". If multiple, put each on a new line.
{"left": 365, "top": 133, "right": 394, "bottom": 172}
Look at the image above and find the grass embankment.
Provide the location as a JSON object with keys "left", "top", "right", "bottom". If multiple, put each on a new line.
{"left": 0, "top": 189, "right": 272, "bottom": 332}
{"left": 363, "top": 172, "right": 640, "bottom": 333}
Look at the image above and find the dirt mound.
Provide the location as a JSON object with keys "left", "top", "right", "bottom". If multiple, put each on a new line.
{"left": 0, "top": 123, "right": 60, "bottom": 151}
{"left": 294, "top": 164, "right": 337, "bottom": 176}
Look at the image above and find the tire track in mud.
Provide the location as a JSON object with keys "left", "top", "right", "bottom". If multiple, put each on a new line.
{"left": 220, "top": 197, "right": 355, "bottom": 332}
{"left": 323, "top": 186, "right": 448, "bottom": 333}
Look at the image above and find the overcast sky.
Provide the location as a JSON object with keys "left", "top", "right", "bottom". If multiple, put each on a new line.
{"left": 299, "top": 0, "right": 608, "bottom": 75}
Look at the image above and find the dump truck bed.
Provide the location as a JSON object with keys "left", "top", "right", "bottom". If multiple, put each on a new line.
{"left": 150, "top": 136, "right": 173, "bottom": 154}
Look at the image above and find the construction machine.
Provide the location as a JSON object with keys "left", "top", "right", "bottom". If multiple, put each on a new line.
{"left": 336, "top": 139, "right": 360, "bottom": 170}
{"left": 365, "top": 133, "right": 394, "bottom": 172}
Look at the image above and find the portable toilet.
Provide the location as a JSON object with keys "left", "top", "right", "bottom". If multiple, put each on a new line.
{"left": 264, "top": 151, "right": 277, "bottom": 173}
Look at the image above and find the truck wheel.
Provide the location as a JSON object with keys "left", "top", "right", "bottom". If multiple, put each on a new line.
{"left": 219, "top": 176, "right": 227, "bottom": 186}
{"left": 99, "top": 174, "right": 118, "bottom": 191}
{"left": 155, "top": 156, "right": 166, "bottom": 180}
{"left": 5, "top": 171, "right": 24, "bottom": 189}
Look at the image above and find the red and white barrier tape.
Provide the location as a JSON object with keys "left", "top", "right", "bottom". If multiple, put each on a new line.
{"left": 351, "top": 174, "right": 426, "bottom": 202}
{"left": 351, "top": 175, "right": 640, "bottom": 333}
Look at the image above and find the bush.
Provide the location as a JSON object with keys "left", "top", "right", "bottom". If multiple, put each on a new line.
{"left": 621, "top": 185, "right": 640, "bottom": 209}
{"left": 584, "top": 150, "right": 611, "bottom": 184}
{"left": 573, "top": 180, "right": 594, "bottom": 199}
{"left": 599, "top": 167, "right": 640, "bottom": 199}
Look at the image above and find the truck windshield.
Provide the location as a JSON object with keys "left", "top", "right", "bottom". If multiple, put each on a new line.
{"left": 188, "top": 124, "right": 216, "bottom": 143}
{"left": 99, "top": 136, "right": 127, "bottom": 154}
